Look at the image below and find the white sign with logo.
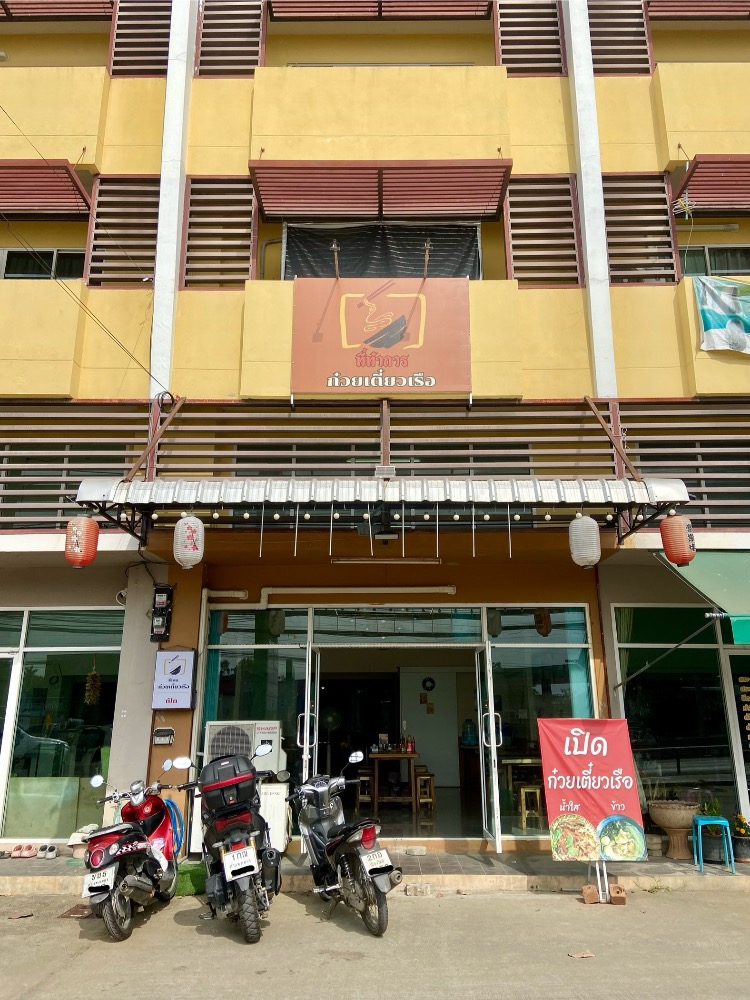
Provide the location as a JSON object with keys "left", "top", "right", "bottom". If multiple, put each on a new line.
{"left": 152, "top": 650, "right": 195, "bottom": 710}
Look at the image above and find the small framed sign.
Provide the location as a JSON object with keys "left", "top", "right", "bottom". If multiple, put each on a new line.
{"left": 152, "top": 650, "right": 195, "bottom": 710}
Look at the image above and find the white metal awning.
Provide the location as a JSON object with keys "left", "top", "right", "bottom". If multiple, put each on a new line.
{"left": 76, "top": 476, "right": 689, "bottom": 507}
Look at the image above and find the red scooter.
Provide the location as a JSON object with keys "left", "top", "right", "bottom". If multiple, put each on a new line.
{"left": 82, "top": 756, "right": 191, "bottom": 941}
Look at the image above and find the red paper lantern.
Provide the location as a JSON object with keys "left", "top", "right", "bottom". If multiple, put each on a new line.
{"left": 65, "top": 516, "right": 99, "bottom": 568}
{"left": 660, "top": 514, "right": 695, "bottom": 568}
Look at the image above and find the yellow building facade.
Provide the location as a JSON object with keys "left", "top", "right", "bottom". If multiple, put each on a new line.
{"left": 0, "top": 0, "right": 749, "bottom": 853}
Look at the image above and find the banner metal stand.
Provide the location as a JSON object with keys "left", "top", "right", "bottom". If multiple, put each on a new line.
{"left": 587, "top": 860, "right": 610, "bottom": 902}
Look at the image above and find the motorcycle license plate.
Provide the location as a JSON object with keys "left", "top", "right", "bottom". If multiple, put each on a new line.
{"left": 361, "top": 849, "right": 391, "bottom": 873}
{"left": 222, "top": 845, "right": 259, "bottom": 881}
{"left": 81, "top": 866, "right": 116, "bottom": 897}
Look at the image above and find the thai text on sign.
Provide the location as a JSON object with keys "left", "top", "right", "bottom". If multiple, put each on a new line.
{"left": 538, "top": 719, "right": 646, "bottom": 863}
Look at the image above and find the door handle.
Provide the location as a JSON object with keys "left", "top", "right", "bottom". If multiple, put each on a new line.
{"left": 495, "top": 713, "right": 503, "bottom": 747}
{"left": 296, "top": 713, "right": 305, "bottom": 748}
{"left": 481, "top": 712, "right": 491, "bottom": 747}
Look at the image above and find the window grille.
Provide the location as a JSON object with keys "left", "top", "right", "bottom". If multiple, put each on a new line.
{"left": 602, "top": 174, "right": 677, "bottom": 284}
{"left": 196, "top": 0, "right": 264, "bottom": 77}
{"left": 86, "top": 177, "right": 160, "bottom": 286}
{"left": 506, "top": 176, "right": 581, "bottom": 286}
{"left": 109, "top": 0, "right": 172, "bottom": 76}
{"left": 588, "top": 0, "right": 652, "bottom": 75}
{"left": 184, "top": 178, "right": 254, "bottom": 287}
{"left": 497, "top": 1, "right": 564, "bottom": 75}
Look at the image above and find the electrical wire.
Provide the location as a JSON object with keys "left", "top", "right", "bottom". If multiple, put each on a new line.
{"left": 1, "top": 216, "right": 170, "bottom": 392}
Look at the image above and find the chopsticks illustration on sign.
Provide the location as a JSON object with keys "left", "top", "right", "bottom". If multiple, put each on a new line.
{"left": 357, "top": 280, "right": 395, "bottom": 307}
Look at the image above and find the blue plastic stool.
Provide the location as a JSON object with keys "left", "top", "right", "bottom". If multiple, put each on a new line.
{"left": 692, "top": 815, "right": 735, "bottom": 874}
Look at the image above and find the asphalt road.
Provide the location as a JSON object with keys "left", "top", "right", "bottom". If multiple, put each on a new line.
{"left": 1, "top": 888, "right": 749, "bottom": 1000}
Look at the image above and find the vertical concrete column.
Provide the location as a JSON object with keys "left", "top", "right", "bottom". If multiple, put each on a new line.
{"left": 562, "top": 0, "right": 618, "bottom": 398}
{"left": 108, "top": 564, "right": 168, "bottom": 801}
{"left": 150, "top": 0, "right": 200, "bottom": 396}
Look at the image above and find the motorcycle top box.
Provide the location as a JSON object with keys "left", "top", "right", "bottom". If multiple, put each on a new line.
{"left": 199, "top": 754, "right": 258, "bottom": 814}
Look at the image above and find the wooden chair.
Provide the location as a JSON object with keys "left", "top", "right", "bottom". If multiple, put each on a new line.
{"left": 416, "top": 771, "right": 436, "bottom": 813}
{"left": 356, "top": 767, "right": 373, "bottom": 813}
{"left": 519, "top": 785, "right": 542, "bottom": 831}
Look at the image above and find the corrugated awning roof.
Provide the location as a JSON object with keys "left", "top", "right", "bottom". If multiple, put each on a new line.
{"left": 77, "top": 476, "right": 689, "bottom": 508}
{"left": 268, "top": 1, "right": 492, "bottom": 20}
{"left": 673, "top": 155, "right": 750, "bottom": 215}
{"left": 0, "top": 161, "right": 90, "bottom": 219}
{"left": 250, "top": 160, "right": 512, "bottom": 221}
{"left": 648, "top": 1, "right": 750, "bottom": 19}
{"left": 0, "top": 0, "right": 113, "bottom": 19}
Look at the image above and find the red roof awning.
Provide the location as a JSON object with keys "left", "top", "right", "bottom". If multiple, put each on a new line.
{"left": 0, "top": 161, "right": 90, "bottom": 219}
{"left": 673, "top": 155, "right": 750, "bottom": 215}
{"left": 268, "top": 1, "right": 492, "bottom": 20}
{"left": 250, "top": 160, "right": 512, "bottom": 221}
{"left": 647, "top": 1, "right": 750, "bottom": 19}
{"left": 0, "top": 1, "right": 113, "bottom": 18}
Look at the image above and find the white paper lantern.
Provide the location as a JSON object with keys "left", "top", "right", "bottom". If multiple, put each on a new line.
{"left": 173, "top": 515, "right": 204, "bottom": 569}
{"left": 569, "top": 515, "right": 601, "bottom": 569}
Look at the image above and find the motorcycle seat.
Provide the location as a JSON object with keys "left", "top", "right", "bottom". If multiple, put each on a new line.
{"left": 88, "top": 821, "right": 144, "bottom": 840}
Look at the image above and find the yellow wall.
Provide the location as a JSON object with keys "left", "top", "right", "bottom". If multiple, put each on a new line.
{"left": 73, "top": 288, "right": 152, "bottom": 399}
{"left": 263, "top": 28, "right": 495, "bottom": 68}
{"left": 172, "top": 291, "right": 245, "bottom": 399}
{"left": 0, "top": 280, "right": 82, "bottom": 397}
{"left": 0, "top": 221, "right": 88, "bottom": 250}
{"left": 249, "top": 66, "right": 509, "bottom": 161}
{"left": 651, "top": 26, "right": 750, "bottom": 64}
{"left": 0, "top": 66, "right": 108, "bottom": 165}
{"left": 100, "top": 79, "right": 166, "bottom": 174}
{"left": 506, "top": 77, "right": 575, "bottom": 174}
{"left": 187, "top": 79, "right": 254, "bottom": 176}
{"left": 0, "top": 31, "right": 109, "bottom": 66}
{"left": 517, "top": 289, "right": 593, "bottom": 398}
{"left": 653, "top": 63, "right": 750, "bottom": 165}
{"left": 611, "top": 285, "right": 691, "bottom": 397}
{"left": 469, "top": 281, "right": 521, "bottom": 397}
{"left": 675, "top": 217, "right": 750, "bottom": 255}
{"left": 595, "top": 77, "right": 661, "bottom": 173}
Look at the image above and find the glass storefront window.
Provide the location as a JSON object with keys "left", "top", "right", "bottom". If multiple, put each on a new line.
{"left": 208, "top": 610, "right": 308, "bottom": 646}
{"left": 4, "top": 652, "right": 120, "bottom": 840}
{"left": 489, "top": 645, "right": 594, "bottom": 835}
{"left": 619, "top": 645, "right": 738, "bottom": 819}
{"left": 728, "top": 654, "right": 750, "bottom": 796}
{"left": 0, "top": 612, "right": 23, "bottom": 648}
{"left": 25, "top": 610, "right": 124, "bottom": 648}
{"left": 615, "top": 606, "right": 716, "bottom": 646}
{"left": 487, "top": 607, "right": 588, "bottom": 645}
{"left": 313, "top": 607, "right": 482, "bottom": 644}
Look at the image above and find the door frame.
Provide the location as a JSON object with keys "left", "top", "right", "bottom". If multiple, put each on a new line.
{"left": 720, "top": 648, "right": 750, "bottom": 820}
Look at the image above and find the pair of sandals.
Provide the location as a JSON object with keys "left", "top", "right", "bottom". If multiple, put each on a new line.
{"left": 6, "top": 844, "right": 58, "bottom": 859}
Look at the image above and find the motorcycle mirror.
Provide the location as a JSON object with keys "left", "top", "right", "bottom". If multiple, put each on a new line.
{"left": 348, "top": 751, "right": 364, "bottom": 764}
{"left": 172, "top": 755, "right": 192, "bottom": 770}
{"left": 276, "top": 770, "right": 291, "bottom": 783}
{"left": 253, "top": 744, "right": 273, "bottom": 758}
{"left": 90, "top": 774, "right": 105, "bottom": 788}
{"left": 162, "top": 759, "right": 173, "bottom": 772}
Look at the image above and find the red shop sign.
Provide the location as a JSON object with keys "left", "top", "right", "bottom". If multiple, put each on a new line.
{"left": 538, "top": 719, "right": 646, "bottom": 863}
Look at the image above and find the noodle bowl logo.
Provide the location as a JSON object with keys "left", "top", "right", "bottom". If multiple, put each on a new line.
{"left": 563, "top": 727, "right": 608, "bottom": 757}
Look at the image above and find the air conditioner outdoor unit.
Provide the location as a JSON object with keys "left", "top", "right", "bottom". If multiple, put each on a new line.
{"left": 189, "top": 720, "right": 290, "bottom": 855}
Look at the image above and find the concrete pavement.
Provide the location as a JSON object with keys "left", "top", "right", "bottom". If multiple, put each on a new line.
{"left": 2, "top": 888, "right": 749, "bottom": 1000}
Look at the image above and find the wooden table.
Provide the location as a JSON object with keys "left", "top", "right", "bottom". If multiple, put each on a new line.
{"left": 369, "top": 752, "right": 421, "bottom": 815}
{"left": 498, "top": 756, "right": 542, "bottom": 796}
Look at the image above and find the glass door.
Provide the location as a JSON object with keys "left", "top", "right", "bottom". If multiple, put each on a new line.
{"left": 0, "top": 656, "right": 19, "bottom": 834}
{"left": 476, "top": 643, "right": 502, "bottom": 852}
{"left": 298, "top": 644, "right": 321, "bottom": 781}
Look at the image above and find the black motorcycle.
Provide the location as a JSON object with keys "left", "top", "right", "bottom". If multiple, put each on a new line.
{"left": 287, "top": 751, "right": 402, "bottom": 937}
{"left": 179, "top": 743, "right": 289, "bottom": 943}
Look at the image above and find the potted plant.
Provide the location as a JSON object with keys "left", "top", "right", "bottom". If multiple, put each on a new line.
{"left": 696, "top": 797, "right": 725, "bottom": 864}
{"left": 646, "top": 782, "right": 699, "bottom": 860}
{"left": 731, "top": 813, "right": 750, "bottom": 863}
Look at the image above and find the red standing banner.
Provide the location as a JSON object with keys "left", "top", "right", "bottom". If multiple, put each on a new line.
{"left": 538, "top": 719, "right": 646, "bottom": 863}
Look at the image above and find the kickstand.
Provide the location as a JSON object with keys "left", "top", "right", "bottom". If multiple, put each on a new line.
{"left": 199, "top": 903, "right": 217, "bottom": 921}
{"left": 321, "top": 897, "right": 339, "bottom": 921}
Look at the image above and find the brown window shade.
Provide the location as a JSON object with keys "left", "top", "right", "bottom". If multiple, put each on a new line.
{"left": 647, "top": 1, "right": 750, "bottom": 19}
{"left": 602, "top": 174, "right": 678, "bottom": 284}
{"left": 86, "top": 177, "right": 160, "bottom": 286}
{"left": 184, "top": 178, "right": 254, "bottom": 287}
{"left": 497, "top": 1, "right": 564, "bottom": 75}
{"left": 506, "top": 176, "right": 581, "bottom": 286}
{"left": 197, "top": 0, "right": 264, "bottom": 77}
{"left": 0, "top": 1, "right": 113, "bottom": 19}
{"left": 268, "top": 1, "right": 492, "bottom": 19}
{"left": 588, "top": 0, "right": 652, "bottom": 75}
{"left": 110, "top": 0, "right": 172, "bottom": 76}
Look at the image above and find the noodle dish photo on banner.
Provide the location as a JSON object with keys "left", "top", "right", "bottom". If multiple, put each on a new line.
{"left": 538, "top": 718, "right": 646, "bottom": 863}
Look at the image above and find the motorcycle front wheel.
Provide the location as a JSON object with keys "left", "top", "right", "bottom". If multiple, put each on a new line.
{"left": 102, "top": 888, "right": 133, "bottom": 941}
{"left": 355, "top": 861, "right": 388, "bottom": 937}
{"left": 236, "top": 886, "right": 262, "bottom": 944}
